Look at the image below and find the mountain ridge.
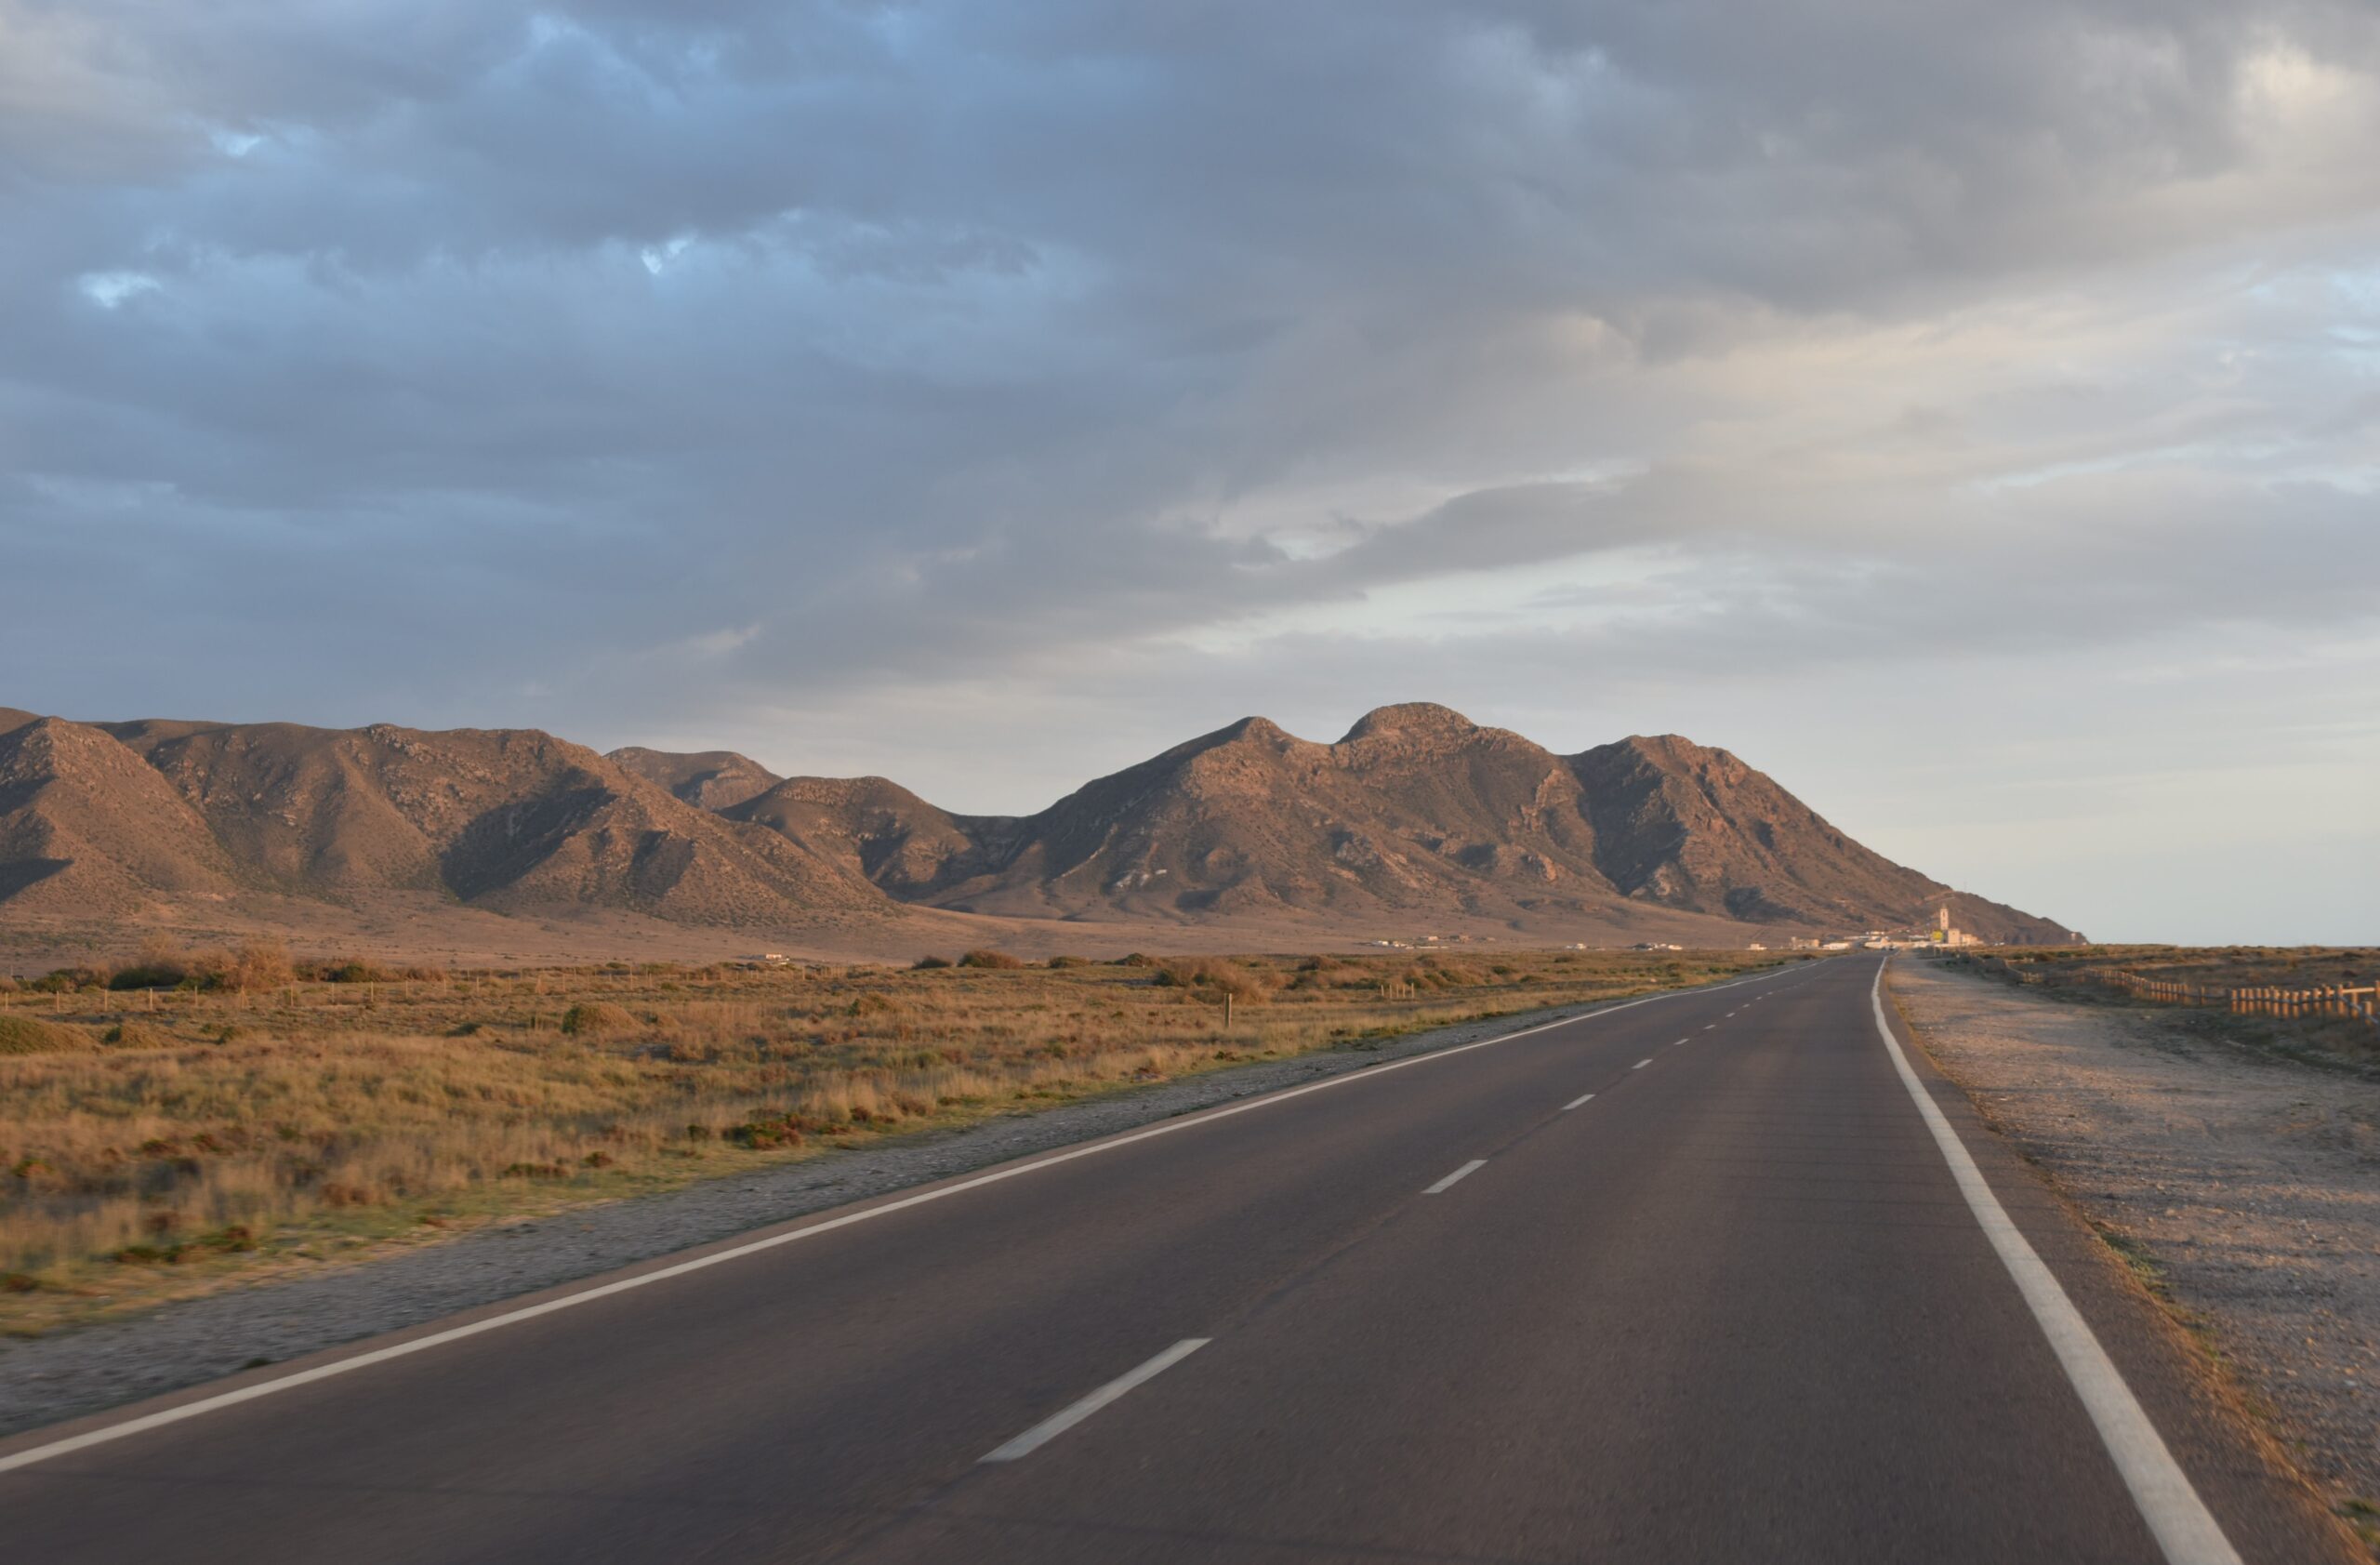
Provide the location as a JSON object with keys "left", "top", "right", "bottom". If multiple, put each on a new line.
{"left": 0, "top": 703, "right": 2077, "bottom": 945}
{"left": 705, "top": 705, "right": 2063, "bottom": 941}
{"left": 3, "top": 715, "right": 883, "bottom": 929}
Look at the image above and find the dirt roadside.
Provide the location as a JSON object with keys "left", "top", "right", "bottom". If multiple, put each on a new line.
{"left": 1889, "top": 957, "right": 2380, "bottom": 1549}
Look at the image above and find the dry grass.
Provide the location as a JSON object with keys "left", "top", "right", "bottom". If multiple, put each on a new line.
{"left": 1937, "top": 944, "right": 2380, "bottom": 1064}
{"left": 0, "top": 946, "right": 1802, "bottom": 1331}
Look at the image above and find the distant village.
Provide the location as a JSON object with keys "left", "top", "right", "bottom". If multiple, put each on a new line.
{"left": 1749, "top": 906, "right": 2002, "bottom": 953}
{"left": 740, "top": 905, "right": 2061, "bottom": 969}
{"left": 1350, "top": 905, "right": 2048, "bottom": 958}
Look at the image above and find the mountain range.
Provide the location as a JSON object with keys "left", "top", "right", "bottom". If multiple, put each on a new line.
{"left": 0, "top": 702, "right": 2074, "bottom": 952}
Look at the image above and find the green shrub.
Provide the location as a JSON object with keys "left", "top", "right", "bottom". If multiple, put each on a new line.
{"left": 725, "top": 1111, "right": 813, "bottom": 1148}
{"left": 560, "top": 1001, "right": 636, "bottom": 1035}
{"left": 958, "top": 948, "right": 1023, "bottom": 970}
{"left": 109, "top": 962, "right": 186, "bottom": 991}
{"left": 1154, "top": 957, "right": 1278, "bottom": 1001}
{"left": 32, "top": 966, "right": 107, "bottom": 993}
{"left": 315, "top": 959, "right": 388, "bottom": 985}
{"left": 911, "top": 954, "right": 953, "bottom": 970}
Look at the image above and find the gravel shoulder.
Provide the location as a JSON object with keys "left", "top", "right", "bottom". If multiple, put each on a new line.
{"left": 1889, "top": 958, "right": 2380, "bottom": 1547}
{"left": 0, "top": 985, "right": 1683, "bottom": 1439}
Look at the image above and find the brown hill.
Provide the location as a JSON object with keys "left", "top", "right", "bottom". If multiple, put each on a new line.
{"left": 1565, "top": 734, "right": 2055, "bottom": 940}
{"left": 27, "top": 717, "right": 885, "bottom": 926}
{"left": 724, "top": 776, "right": 1013, "bottom": 899}
{"left": 721, "top": 704, "right": 2067, "bottom": 942}
{"left": 0, "top": 717, "right": 240, "bottom": 913}
{"left": 608, "top": 747, "right": 783, "bottom": 811}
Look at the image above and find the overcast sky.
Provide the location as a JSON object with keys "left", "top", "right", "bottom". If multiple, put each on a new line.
{"left": 5, "top": 1, "right": 2375, "bottom": 943}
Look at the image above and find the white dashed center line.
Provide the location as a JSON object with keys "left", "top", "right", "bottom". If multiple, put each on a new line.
{"left": 980, "top": 1338, "right": 1210, "bottom": 1463}
{"left": 1633, "top": 1058, "right": 1652, "bottom": 1070}
{"left": 1562, "top": 1091, "right": 1596, "bottom": 1111}
{"left": 1423, "top": 1160, "right": 1488, "bottom": 1195}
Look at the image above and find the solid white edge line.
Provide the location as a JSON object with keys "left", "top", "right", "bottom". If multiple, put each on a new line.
{"left": 1868, "top": 961, "right": 2241, "bottom": 1565}
{"left": 1561, "top": 1092, "right": 1596, "bottom": 1110}
{"left": 979, "top": 1338, "right": 1210, "bottom": 1462}
{"left": 1422, "top": 1159, "right": 1488, "bottom": 1194}
{"left": 0, "top": 962, "right": 1818, "bottom": 1477}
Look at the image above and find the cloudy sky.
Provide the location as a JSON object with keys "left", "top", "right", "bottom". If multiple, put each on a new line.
{"left": 5, "top": 1, "right": 2375, "bottom": 943}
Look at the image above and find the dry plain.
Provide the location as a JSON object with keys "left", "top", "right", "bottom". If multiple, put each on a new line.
{"left": 0, "top": 940, "right": 1799, "bottom": 1334}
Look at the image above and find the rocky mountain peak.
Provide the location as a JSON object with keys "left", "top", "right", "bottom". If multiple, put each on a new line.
{"left": 1336, "top": 702, "right": 1483, "bottom": 746}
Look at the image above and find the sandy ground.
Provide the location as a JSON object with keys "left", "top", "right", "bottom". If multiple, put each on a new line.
{"left": 1890, "top": 958, "right": 2380, "bottom": 1541}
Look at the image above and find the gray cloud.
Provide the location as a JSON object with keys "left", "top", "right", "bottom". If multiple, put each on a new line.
{"left": 3, "top": 0, "right": 2377, "bottom": 938}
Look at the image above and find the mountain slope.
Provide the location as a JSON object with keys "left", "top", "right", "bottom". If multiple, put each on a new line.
{"left": 0, "top": 717, "right": 241, "bottom": 913}
{"left": 6, "top": 717, "right": 888, "bottom": 926}
{"left": 737, "top": 705, "right": 2066, "bottom": 940}
{"left": 608, "top": 748, "right": 783, "bottom": 812}
{"left": 1567, "top": 735, "right": 2058, "bottom": 940}
{"left": 726, "top": 776, "right": 1013, "bottom": 899}
{"left": 893, "top": 705, "right": 1620, "bottom": 922}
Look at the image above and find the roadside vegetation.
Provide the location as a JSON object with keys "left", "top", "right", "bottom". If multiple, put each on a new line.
{"left": 0, "top": 939, "right": 1802, "bottom": 1333}
{"left": 1935, "top": 944, "right": 2380, "bottom": 1065}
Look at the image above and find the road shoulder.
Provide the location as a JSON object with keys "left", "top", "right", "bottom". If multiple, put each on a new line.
{"left": 1888, "top": 956, "right": 2376, "bottom": 1558}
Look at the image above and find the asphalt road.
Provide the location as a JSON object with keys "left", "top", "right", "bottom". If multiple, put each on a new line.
{"left": 0, "top": 957, "right": 2348, "bottom": 1563}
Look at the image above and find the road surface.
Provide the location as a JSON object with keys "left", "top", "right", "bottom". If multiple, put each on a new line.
{"left": 0, "top": 957, "right": 2347, "bottom": 1562}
